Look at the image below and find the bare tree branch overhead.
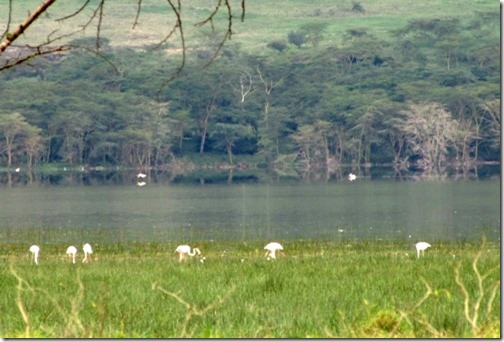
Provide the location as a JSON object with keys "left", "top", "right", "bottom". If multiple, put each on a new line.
{"left": 0, "top": 0, "right": 246, "bottom": 73}
{"left": 0, "top": 0, "right": 57, "bottom": 53}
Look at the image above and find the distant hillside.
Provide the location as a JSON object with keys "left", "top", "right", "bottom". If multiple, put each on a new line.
{"left": 0, "top": 0, "right": 499, "bottom": 174}
{"left": 1, "top": 0, "right": 497, "bottom": 53}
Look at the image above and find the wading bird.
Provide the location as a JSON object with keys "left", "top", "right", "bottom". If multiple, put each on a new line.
{"left": 175, "top": 245, "right": 203, "bottom": 262}
{"left": 29, "top": 245, "right": 40, "bottom": 265}
{"left": 348, "top": 173, "right": 357, "bottom": 181}
{"left": 137, "top": 173, "right": 147, "bottom": 179}
{"left": 137, "top": 181, "right": 146, "bottom": 187}
{"left": 83, "top": 243, "right": 93, "bottom": 263}
{"left": 66, "top": 245, "right": 78, "bottom": 264}
{"left": 415, "top": 242, "right": 431, "bottom": 258}
{"left": 264, "top": 242, "right": 284, "bottom": 260}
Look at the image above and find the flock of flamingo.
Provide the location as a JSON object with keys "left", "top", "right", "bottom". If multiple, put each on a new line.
{"left": 29, "top": 243, "right": 93, "bottom": 265}
{"left": 28, "top": 241, "right": 431, "bottom": 265}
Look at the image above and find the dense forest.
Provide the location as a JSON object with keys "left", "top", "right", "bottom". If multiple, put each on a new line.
{"left": 0, "top": 6, "right": 500, "bottom": 175}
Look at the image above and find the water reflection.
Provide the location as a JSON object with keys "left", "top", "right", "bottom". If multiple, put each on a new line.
{"left": 0, "top": 164, "right": 500, "bottom": 187}
{"left": 0, "top": 172, "right": 499, "bottom": 244}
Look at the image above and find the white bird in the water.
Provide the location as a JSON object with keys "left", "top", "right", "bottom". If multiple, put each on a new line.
{"left": 348, "top": 173, "right": 357, "bottom": 181}
{"left": 264, "top": 242, "right": 284, "bottom": 260}
{"left": 82, "top": 243, "right": 93, "bottom": 263}
{"left": 175, "top": 245, "right": 203, "bottom": 263}
{"left": 415, "top": 242, "right": 431, "bottom": 258}
{"left": 29, "top": 245, "right": 40, "bottom": 265}
{"left": 137, "top": 173, "right": 147, "bottom": 178}
{"left": 66, "top": 245, "right": 78, "bottom": 264}
{"left": 137, "top": 181, "right": 146, "bottom": 187}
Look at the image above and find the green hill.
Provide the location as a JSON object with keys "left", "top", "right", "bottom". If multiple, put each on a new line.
{"left": 0, "top": 0, "right": 499, "bottom": 173}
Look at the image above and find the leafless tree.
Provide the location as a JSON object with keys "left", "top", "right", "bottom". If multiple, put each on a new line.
{"left": 480, "top": 99, "right": 500, "bottom": 150}
{"left": 396, "top": 102, "right": 458, "bottom": 171}
{"left": 231, "top": 71, "right": 254, "bottom": 108}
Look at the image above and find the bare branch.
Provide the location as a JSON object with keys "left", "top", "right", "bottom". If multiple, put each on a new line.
{"left": 195, "top": 0, "right": 237, "bottom": 69}
{"left": 132, "top": 0, "right": 143, "bottom": 30}
{"left": 241, "top": 0, "right": 246, "bottom": 22}
{"left": 0, "top": 45, "right": 71, "bottom": 71}
{"left": 10, "top": 264, "right": 35, "bottom": 338}
{"left": 153, "top": 282, "right": 236, "bottom": 337}
{"left": 55, "top": 0, "right": 92, "bottom": 22}
{"left": 0, "top": 0, "right": 13, "bottom": 42}
{"left": 0, "top": 0, "right": 57, "bottom": 53}
{"left": 156, "top": 0, "right": 185, "bottom": 99}
{"left": 95, "top": 0, "right": 105, "bottom": 50}
{"left": 0, "top": 1, "right": 246, "bottom": 87}
{"left": 195, "top": 0, "right": 223, "bottom": 28}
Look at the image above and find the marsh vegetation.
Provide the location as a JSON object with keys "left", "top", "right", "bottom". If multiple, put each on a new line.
{"left": 1, "top": 239, "right": 499, "bottom": 338}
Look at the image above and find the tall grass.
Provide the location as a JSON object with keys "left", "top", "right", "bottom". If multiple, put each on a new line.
{"left": 0, "top": 239, "right": 499, "bottom": 337}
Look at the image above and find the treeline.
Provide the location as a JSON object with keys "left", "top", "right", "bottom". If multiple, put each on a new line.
{"left": 0, "top": 12, "right": 499, "bottom": 173}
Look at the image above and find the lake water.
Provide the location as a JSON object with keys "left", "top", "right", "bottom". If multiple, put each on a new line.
{"left": 0, "top": 168, "right": 500, "bottom": 244}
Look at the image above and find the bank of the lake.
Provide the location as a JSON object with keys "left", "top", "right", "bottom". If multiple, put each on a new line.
{"left": 0, "top": 239, "right": 499, "bottom": 338}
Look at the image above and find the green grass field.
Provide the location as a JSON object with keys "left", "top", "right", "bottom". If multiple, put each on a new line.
{"left": 2, "top": 0, "right": 496, "bottom": 52}
{"left": 0, "top": 239, "right": 499, "bottom": 338}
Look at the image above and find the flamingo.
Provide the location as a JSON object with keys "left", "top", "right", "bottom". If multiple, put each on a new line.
{"left": 264, "top": 242, "right": 284, "bottom": 260}
{"left": 348, "top": 173, "right": 357, "bottom": 181}
{"left": 82, "top": 243, "right": 93, "bottom": 263}
{"left": 29, "top": 245, "right": 40, "bottom": 265}
{"left": 175, "top": 245, "right": 203, "bottom": 263}
{"left": 66, "top": 245, "right": 77, "bottom": 264}
{"left": 415, "top": 242, "right": 431, "bottom": 258}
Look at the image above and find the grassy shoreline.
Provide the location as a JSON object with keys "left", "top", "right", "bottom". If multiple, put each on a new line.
{"left": 0, "top": 239, "right": 499, "bottom": 338}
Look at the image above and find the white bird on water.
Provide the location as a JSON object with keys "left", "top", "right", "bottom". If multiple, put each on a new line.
{"left": 29, "top": 245, "right": 40, "bottom": 265}
{"left": 264, "top": 242, "right": 284, "bottom": 260}
{"left": 348, "top": 173, "right": 357, "bottom": 181}
{"left": 137, "top": 173, "right": 147, "bottom": 179}
{"left": 66, "top": 245, "right": 78, "bottom": 264}
{"left": 175, "top": 245, "right": 204, "bottom": 263}
{"left": 415, "top": 242, "right": 431, "bottom": 258}
{"left": 83, "top": 243, "right": 93, "bottom": 263}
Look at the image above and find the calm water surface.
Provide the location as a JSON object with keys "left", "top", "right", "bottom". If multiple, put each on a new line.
{"left": 0, "top": 175, "right": 499, "bottom": 244}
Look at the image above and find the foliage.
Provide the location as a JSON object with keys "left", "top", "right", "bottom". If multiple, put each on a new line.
{"left": 287, "top": 30, "right": 309, "bottom": 49}
{"left": 0, "top": 2, "right": 499, "bottom": 172}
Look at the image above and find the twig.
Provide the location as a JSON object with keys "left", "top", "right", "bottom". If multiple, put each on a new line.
{"left": 0, "top": 0, "right": 13, "bottom": 41}
{"left": 9, "top": 264, "right": 36, "bottom": 338}
{"left": 392, "top": 276, "right": 436, "bottom": 337}
{"left": 132, "top": 0, "right": 143, "bottom": 29}
{"left": 454, "top": 251, "right": 499, "bottom": 336}
{"left": 153, "top": 282, "right": 236, "bottom": 337}
{"left": 0, "top": 0, "right": 57, "bottom": 53}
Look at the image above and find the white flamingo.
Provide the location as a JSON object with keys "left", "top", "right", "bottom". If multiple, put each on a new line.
{"left": 83, "top": 243, "right": 93, "bottom": 263}
{"left": 348, "top": 173, "right": 357, "bottom": 181}
{"left": 264, "top": 242, "right": 284, "bottom": 260}
{"left": 175, "top": 245, "right": 203, "bottom": 263}
{"left": 415, "top": 242, "right": 431, "bottom": 258}
{"left": 29, "top": 245, "right": 40, "bottom": 265}
{"left": 66, "top": 245, "right": 78, "bottom": 264}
